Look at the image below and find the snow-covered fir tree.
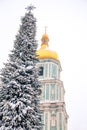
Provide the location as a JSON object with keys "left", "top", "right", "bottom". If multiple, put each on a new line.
{"left": 0, "top": 5, "right": 42, "bottom": 130}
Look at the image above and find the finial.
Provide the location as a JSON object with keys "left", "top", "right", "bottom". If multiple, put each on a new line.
{"left": 25, "top": 5, "right": 36, "bottom": 12}
{"left": 45, "top": 26, "right": 47, "bottom": 34}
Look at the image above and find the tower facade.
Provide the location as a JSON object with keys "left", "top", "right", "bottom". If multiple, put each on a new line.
{"left": 37, "top": 32, "right": 68, "bottom": 130}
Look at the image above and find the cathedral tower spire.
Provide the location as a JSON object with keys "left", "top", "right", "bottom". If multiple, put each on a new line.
{"left": 37, "top": 30, "right": 68, "bottom": 130}
{"left": 41, "top": 27, "right": 49, "bottom": 47}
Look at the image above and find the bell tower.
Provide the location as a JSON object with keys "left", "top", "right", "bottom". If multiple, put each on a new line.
{"left": 37, "top": 31, "right": 68, "bottom": 130}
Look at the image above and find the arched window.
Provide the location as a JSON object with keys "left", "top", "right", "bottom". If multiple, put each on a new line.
{"left": 39, "top": 66, "right": 44, "bottom": 76}
{"left": 52, "top": 64, "right": 57, "bottom": 78}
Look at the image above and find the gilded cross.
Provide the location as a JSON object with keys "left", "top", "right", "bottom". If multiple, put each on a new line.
{"left": 45, "top": 26, "right": 47, "bottom": 34}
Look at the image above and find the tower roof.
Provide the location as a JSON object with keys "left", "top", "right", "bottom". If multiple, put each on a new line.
{"left": 36, "top": 31, "right": 59, "bottom": 60}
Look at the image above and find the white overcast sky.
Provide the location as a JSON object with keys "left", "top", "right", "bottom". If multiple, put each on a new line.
{"left": 0, "top": 0, "right": 87, "bottom": 130}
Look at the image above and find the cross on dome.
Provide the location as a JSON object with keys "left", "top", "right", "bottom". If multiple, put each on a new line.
{"left": 45, "top": 26, "right": 47, "bottom": 34}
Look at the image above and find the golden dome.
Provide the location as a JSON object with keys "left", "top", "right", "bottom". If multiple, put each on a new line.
{"left": 36, "top": 32, "right": 59, "bottom": 60}
{"left": 41, "top": 33, "right": 49, "bottom": 42}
